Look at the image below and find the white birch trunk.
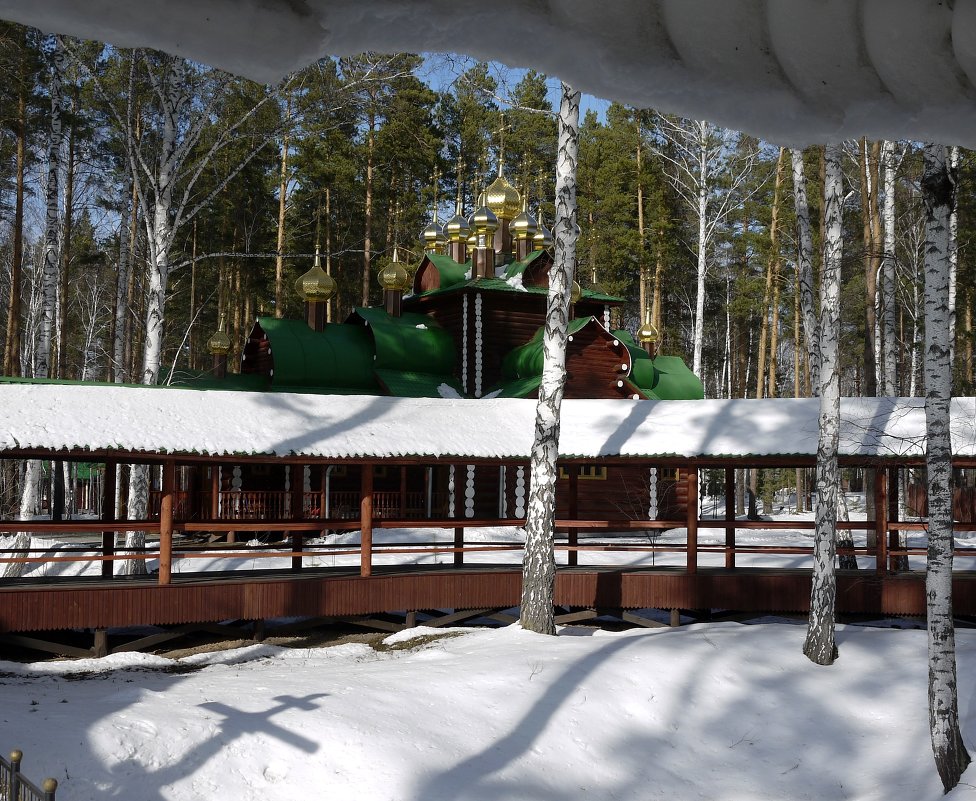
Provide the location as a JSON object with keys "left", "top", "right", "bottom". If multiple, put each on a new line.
{"left": 519, "top": 83, "right": 580, "bottom": 635}
{"left": 921, "top": 142, "right": 970, "bottom": 792}
{"left": 692, "top": 169, "right": 707, "bottom": 377}
{"left": 113, "top": 170, "right": 133, "bottom": 382}
{"left": 790, "top": 149, "right": 819, "bottom": 393}
{"left": 881, "top": 141, "right": 898, "bottom": 396}
{"left": 19, "top": 35, "right": 67, "bottom": 542}
{"left": 948, "top": 145, "right": 959, "bottom": 368}
{"left": 803, "top": 143, "right": 843, "bottom": 666}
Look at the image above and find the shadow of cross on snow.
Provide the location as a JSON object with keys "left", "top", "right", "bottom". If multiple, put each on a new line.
{"left": 198, "top": 693, "right": 327, "bottom": 753}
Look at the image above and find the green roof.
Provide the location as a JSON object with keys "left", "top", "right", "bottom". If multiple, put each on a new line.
{"left": 613, "top": 330, "right": 705, "bottom": 400}
{"left": 258, "top": 316, "right": 380, "bottom": 392}
{"left": 424, "top": 252, "right": 470, "bottom": 291}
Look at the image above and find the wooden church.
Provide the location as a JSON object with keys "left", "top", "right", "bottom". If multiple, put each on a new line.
{"left": 170, "top": 167, "right": 704, "bottom": 528}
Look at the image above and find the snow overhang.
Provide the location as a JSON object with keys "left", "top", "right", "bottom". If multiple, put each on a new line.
{"left": 3, "top": 0, "right": 976, "bottom": 146}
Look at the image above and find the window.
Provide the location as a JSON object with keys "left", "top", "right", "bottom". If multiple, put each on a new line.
{"left": 558, "top": 465, "right": 607, "bottom": 480}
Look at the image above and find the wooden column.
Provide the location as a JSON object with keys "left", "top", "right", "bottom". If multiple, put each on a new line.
{"left": 686, "top": 467, "right": 698, "bottom": 574}
{"left": 567, "top": 468, "right": 579, "bottom": 567}
{"left": 360, "top": 465, "right": 374, "bottom": 577}
{"left": 210, "top": 466, "right": 220, "bottom": 519}
{"left": 291, "top": 532, "right": 303, "bottom": 572}
{"left": 289, "top": 464, "right": 303, "bottom": 519}
{"left": 399, "top": 466, "right": 408, "bottom": 518}
{"left": 724, "top": 468, "right": 735, "bottom": 569}
{"left": 158, "top": 460, "right": 176, "bottom": 586}
{"left": 874, "top": 466, "right": 888, "bottom": 574}
{"left": 454, "top": 526, "right": 464, "bottom": 566}
{"left": 888, "top": 465, "right": 901, "bottom": 571}
{"left": 100, "top": 460, "right": 117, "bottom": 579}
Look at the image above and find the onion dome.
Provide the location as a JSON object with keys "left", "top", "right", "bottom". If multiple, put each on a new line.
{"left": 294, "top": 246, "right": 337, "bottom": 302}
{"left": 445, "top": 205, "right": 471, "bottom": 243}
{"left": 207, "top": 312, "right": 232, "bottom": 356}
{"left": 511, "top": 199, "right": 538, "bottom": 240}
{"left": 421, "top": 214, "right": 447, "bottom": 252}
{"left": 378, "top": 259, "right": 411, "bottom": 292}
{"left": 534, "top": 216, "right": 554, "bottom": 250}
{"left": 570, "top": 281, "right": 582, "bottom": 305}
{"left": 484, "top": 172, "right": 521, "bottom": 221}
{"left": 637, "top": 309, "right": 659, "bottom": 344}
{"left": 470, "top": 204, "right": 499, "bottom": 235}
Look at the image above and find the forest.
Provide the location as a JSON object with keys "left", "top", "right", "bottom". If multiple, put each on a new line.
{"left": 0, "top": 24, "right": 974, "bottom": 410}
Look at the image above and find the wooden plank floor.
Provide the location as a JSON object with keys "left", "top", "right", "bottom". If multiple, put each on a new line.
{"left": 3, "top": 564, "right": 973, "bottom": 633}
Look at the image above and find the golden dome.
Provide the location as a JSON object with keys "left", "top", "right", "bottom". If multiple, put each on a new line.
{"left": 378, "top": 260, "right": 411, "bottom": 292}
{"left": 470, "top": 205, "right": 499, "bottom": 233}
{"left": 445, "top": 208, "right": 471, "bottom": 242}
{"left": 422, "top": 219, "right": 446, "bottom": 251}
{"left": 637, "top": 309, "right": 659, "bottom": 344}
{"left": 570, "top": 281, "right": 582, "bottom": 305}
{"left": 295, "top": 247, "right": 337, "bottom": 302}
{"left": 534, "top": 218, "right": 553, "bottom": 250}
{"left": 511, "top": 199, "right": 538, "bottom": 239}
{"left": 207, "top": 313, "right": 232, "bottom": 356}
{"left": 484, "top": 173, "right": 521, "bottom": 221}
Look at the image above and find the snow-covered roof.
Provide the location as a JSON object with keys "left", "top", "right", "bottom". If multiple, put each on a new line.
{"left": 2, "top": 384, "right": 975, "bottom": 461}
{"left": 2, "top": 1, "right": 975, "bottom": 147}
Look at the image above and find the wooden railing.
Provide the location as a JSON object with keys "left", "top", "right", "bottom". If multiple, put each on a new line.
{"left": 1, "top": 749, "right": 57, "bottom": 801}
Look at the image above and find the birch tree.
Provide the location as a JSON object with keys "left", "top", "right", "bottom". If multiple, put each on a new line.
{"left": 520, "top": 82, "right": 580, "bottom": 635}
{"left": 921, "top": 142, "right": 970, "bottom": 792}
{"left": 803, "top": 143, "right": 844, "bottom": 666}
{"left": 19, "top": 34, "right": 67, "bottom": 521}
{"left": 790, "top": 148, "right": 819, "bottom": 393}
{"left": 880, "top": 142, "right": 899, "bottom": 396}
{"left": 652, "top": 117, "right": 760, "bottom": 378}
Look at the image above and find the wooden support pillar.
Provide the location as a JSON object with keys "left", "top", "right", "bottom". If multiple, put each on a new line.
{"left": 52, "top": 460, "right": 64, "bottom": 521}
{"left": 888, "top": 465, "right": 902, "bottom": 571}
{"left": 454, "top": 526, "right": 464, "bottom": 566}
{"left": 686, "top": 467, "right": 698, "bottom": 574}
{"left": 874, "top": 466, "right": 888, "bottom": 574}
{"left": 724, "top": 468, "right": 735, "bottom": 569}
{"left": 567, "top": 468, "right": 579, "bottom": 566}
{"left": 291, "top": 532, "right": 303, "bottom": 572}
{"left": 400, "top": 466, "right": 408, "bottom": 518}
{"left": 361, "top": 465, "right": 374, "bottom": 577}
{"left": 289, "top": 464, "right": 303, "bottom": 519}
{"left": 158, "top": 460, "right": 175, "bottom": 586}
{"left": 101, "top": 460, "right": 117, "bottom": 579}
{"left": 210, "top": 466, "right": 220, "bottom": 519}
{"left": 92, "top": 629, "right": 108, "bottom": 658}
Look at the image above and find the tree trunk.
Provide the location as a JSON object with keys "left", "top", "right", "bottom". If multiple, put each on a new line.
{"left": 362, "top": 109, "right": 375, "bottom": 306}
{"left": 274, "top": 99, "right": 290, "bottom": 317}
{"left": 921, "top": 142, "right": 970, "bottom": 793}
{"left": 803, "top": 142, "right": 843, "bottom": 666}
{"left": 881, "top": 141, "right": 898, "bottom": 396}
{"left": 692, "top": 143, "right": 708, "bottom": 378}
{"left": 3, "top": 54, "right": 27, "bottom": 377}
{"left": 520, "top": 83, "right": 580, "bottom": 635}
{"left": 791, "top": 149, "right": 819, "bottom": 393}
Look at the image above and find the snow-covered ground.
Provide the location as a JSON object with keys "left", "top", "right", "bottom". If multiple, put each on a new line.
{"left": 4, "top": 620, "right": 976, "bottom": 801}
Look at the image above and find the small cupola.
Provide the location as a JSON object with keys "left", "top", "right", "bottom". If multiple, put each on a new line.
{"left": 295, "top": 245, "right": 337, "bottom": 331}
{"left": 534, "top": 212, "right": 554, "bottom": 251}
{"left": 421, "top": 212, "right": 447, "bottom": 255}
{"left": 207, "top": 312, "right": 232, "bottom": 378}
{"left": 445, "top": 201, "right": 471, "bottom": 264}
{"left": 511, "top": 195, "right": 539, "bottom": 261}
{"left": 470, "top": 204, "right": 499, "bottom": 279}
{"left": 637, "top": 309, "right": 659, "bottom": 357}
{"left": 378, "top": 250, "right": 411, "bottom": 317}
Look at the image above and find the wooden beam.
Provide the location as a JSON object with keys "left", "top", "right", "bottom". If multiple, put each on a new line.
{"left": 101, "top": 460, "right": 117, "bottom": 579}
{"left": 567, "top": 468, "right": 579, "bottom": 567}
{"left": 158, "top": 460, "right": 176, "bottom": 585}
{"left": 874, "top": 466, "right": 888, "bottom": 574}
{"left": 453, "top": 527, "right": 464, "bottom": 566}
{"left": 725, "top": 467, "right": 735, "bottom": 569}
{"left": 361, "top": 465, "right": 374, "bottom": 577}
{"left": 686, "top": 468, "right": 699, "bottom": 574}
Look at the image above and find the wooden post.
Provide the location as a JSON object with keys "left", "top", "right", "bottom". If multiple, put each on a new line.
{"left": 101, "top": 460, "right": 117, "bottom": 579}
{"left": 158, "top": 460, "right": 175, "bottom": 585}
{"left": 686, "top": 467, "right": 698, "bottom": 574}
{"left": 874, "top": 466, "right": 888, "bottom": 574}
{"left": 567, "top": 467, "right": 579, "bottom": 566}
{"left": 52, "top": 460, "right": 64, "bottom": 521}
{"left": 888, "top": 465, "right": 901, "bottom": 571}
{"left": 454, "top": 526, "right": 463, "bottom": 566}
{"left": 360, "top": 465, "right": 373, "bottom": 577}
{"left": 289, "top": 464, "right": 303, "bottom": 519}
{"left": 291, "top": 532, "right": 303, "bottom": 572}
{"left": 724, "top": 468, "right": 735, "bottom": 569}
{"left": 210, "top": 466, "right": 220, "bottom": 519}
{"left": 399, "top": 465, "right": 408, "bottom": 518}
